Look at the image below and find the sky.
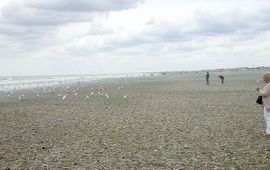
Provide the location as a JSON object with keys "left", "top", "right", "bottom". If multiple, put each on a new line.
{"left": 0, "top": 0, "right": 270, "bottom": 76}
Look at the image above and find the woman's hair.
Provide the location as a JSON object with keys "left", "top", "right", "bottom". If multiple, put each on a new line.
{"left": 263, "top": 72, "right": 270, "bottom": 81}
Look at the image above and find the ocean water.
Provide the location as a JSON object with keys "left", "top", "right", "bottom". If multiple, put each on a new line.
{"left": 0, "top": 73, "right": 153, "bottom": 91}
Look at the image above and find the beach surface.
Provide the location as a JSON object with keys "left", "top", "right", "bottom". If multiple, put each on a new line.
{"left": 1, "top": 70, "right": 270, "bottom": 169}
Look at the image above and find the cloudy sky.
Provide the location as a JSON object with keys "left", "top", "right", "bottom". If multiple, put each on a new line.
{"left": 0, "top": 0, "right": 269, "bottom": 76}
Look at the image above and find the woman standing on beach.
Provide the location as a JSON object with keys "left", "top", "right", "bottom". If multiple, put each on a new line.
{"left": 257, "top": 72, "right": 270, "bottom": 137}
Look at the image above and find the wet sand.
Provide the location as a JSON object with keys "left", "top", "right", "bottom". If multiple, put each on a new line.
{"left": 1, "top": 71, "right": 270, "bottom": 169}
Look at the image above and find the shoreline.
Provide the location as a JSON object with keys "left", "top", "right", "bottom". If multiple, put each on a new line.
{"left": 0, "top": 73, "right": 160, "bottom": 92}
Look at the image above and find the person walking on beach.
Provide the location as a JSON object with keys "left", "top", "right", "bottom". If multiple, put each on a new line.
{"left": 257, "top": 72, "right": 270, "bottom": 137}
{"left": 206, "top": 71, "right": 210, "bottom": 85}
{"left": 219, "top": 75, "right": 224, "bottom": 84}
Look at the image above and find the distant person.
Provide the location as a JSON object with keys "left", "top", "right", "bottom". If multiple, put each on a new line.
{"left": 257, "top": 72, "right": 270, "bottom": 137}
{"left": 218, "top": 75, "right": 224, "bottom": 84}
{"left": 206, "top": 71, "right": 209, "bottom": 85}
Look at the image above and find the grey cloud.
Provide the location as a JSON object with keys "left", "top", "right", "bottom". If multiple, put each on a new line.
{"left": 1, "top": 3, "right": 95, "bottom": 26}
{"left": 195, "top": 16, "right": 236, "bottom": 35}
{"left": 143, "top": 4, "right": 270, "bottom": 44}
{"left": 1, "top": 0, "right": 142, "bottom": 27}
{"left": 83, "top": 3, "right": 270, "bottom": 56}
{"left": 0, "top": 22, "right": 26, "bottom": 35}
{"left": 194, "top": 5, "right": 270, "bottom": 36}
{"left": 144, "top": 22, "right": 191, "bottom": 42}
{"left": 26, "top": 0, "right": 143, "bottom": 12}
{"left": 0, "top": 0, "right": 143, "bottom": 60}
{"left": 65, "top": 2, "right": 270, "bottom": 58}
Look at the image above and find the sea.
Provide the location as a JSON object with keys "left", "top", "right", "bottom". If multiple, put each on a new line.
{"left": 0, "top": 73, "right": 156, "bottom": 91}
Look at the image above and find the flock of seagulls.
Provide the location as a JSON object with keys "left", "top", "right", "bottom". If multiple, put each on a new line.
{"left": 2, "top": 82, "right": 129, "bottom": 102}
{"left": 0, "top": 73, "right": 159, "bottom": 102}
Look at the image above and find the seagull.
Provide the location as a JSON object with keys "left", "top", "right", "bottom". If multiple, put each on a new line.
{"left": 19, "top": 94, "right": 25, "bottom": 101}
{"left": 62, "top": 94, "right": 66, "bottom": 100}
{"left": 105, "top": 94, "right": 109, "bottom": 98}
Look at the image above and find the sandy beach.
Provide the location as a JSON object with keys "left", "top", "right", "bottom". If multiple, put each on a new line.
{"left": 1, "top": 70, "right": 270, "bottom": 169}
